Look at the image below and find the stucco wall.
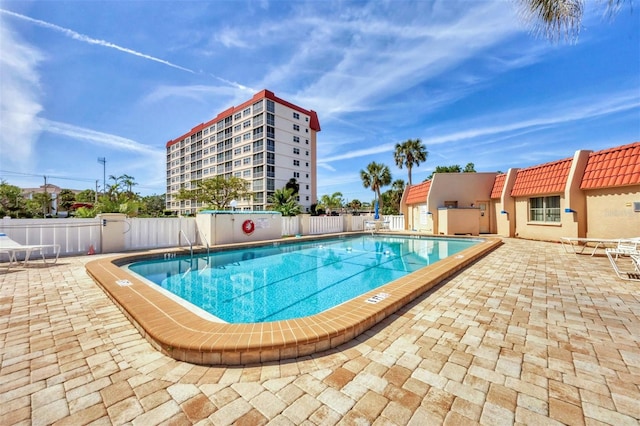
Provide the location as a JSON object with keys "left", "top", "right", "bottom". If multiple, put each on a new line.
{"left": 437, "top": 208, "right": 480, "bottom": 235}
{"left": 514, "top": 196, "right": 569, "bottom": 242}
{"left": 585, "top": 187, "right": 640, "bottom": 238}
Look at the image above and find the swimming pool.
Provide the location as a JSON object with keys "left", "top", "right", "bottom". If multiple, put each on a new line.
{"left": 127, "top": 235, "right": 480, "bottom": 323}
{"left": 86, "top": 233, "right": 502, "bottom": 365}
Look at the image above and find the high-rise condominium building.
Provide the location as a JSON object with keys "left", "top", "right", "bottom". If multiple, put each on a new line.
{"left": 165, "top": 90, "right": 321, "bottom": 215}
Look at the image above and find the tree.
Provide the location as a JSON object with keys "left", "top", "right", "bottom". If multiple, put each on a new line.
{"left": 76, "top": 189, "right": 96, "bottom": 203}
{"left": 268, "top": 188, "right": 301, "bottom": 217}
{"left": 519, "top": 0, "right": 626, "bottom": 43}
{"left": 177, "top": 175, "right": 251, "bottom": 210}
{"left": 463, "top": 162, "right": 476, "bottom": 173}
{"left": 285, "top": 178, "right": 300, "bottom": 196}
{"left": 394, "top": 138, "right": 428, "bottom": 186}
{"left": 120, "top": 174, "right": 137, "bottom": 198}
{"left": 426, "top": 163, "right": 477, "bottom": 180}
{"left": 381, "top": 179, "right": 405, "bottom": 215}
{"left": 348, "top": 199, "right": 362, "bottom": 213}
{"left": 0, "top": 180, "right": 25, "bottom": 218}
{"left": 360, "top": 162, "right": 392, "bottom": 214}
{"left": 318, "top": 192, "right": 343, "bottom": 214}
{"left": 140, "top": 194, "right": 166, "bottom": 217}
{"left": 58, "top": 189, "right": 76, "bottom": 212}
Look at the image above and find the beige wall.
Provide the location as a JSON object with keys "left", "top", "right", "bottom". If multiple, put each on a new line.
{"left": 428, "top": 173, "right": 498, "bottom": 235}
{"left": 585, "top": 187, "right": 640, "bottom": 238}
{"left": 407, "top": 205, "right": 433, "bottom": 233}
{"left": 513, "top": 195, "right": 575, "bottom": 241}
{"left": 196, "top": 213, "right": 283, "bottom": 245}
{"left": 437, "top": 208, "right": 480, "bottom": 235}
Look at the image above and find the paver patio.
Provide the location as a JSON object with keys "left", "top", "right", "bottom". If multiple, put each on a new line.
{"left": 1, "top": 238, "right": 638, "bottom": 425}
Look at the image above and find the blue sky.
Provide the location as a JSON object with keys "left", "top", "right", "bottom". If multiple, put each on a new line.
{"left": 0, "top": 1, "right": 638, "bottom": 203}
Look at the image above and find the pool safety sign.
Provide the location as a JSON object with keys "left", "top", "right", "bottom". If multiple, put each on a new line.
{"left": 365, "top": 292, "right": 390, "bottom": 304}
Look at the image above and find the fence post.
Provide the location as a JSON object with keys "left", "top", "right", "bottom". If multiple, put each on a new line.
{"left": 98, "top": 213, "right": 127, "bottom": 253}
{"left": 299, "top": 214, "right": 311, "bottom": 235}
{"left": 342, "top": 214, "right": 353, "bottom": 232}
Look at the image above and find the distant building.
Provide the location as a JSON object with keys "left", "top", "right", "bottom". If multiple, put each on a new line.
{"left": 401, "top": 142, "right": 640, "bottom": 239}
{"left": 21, "top": 184, "right": 83, "bottom": 216}
{"left": 165, "top": 90, "right": 321, "bottom": 215}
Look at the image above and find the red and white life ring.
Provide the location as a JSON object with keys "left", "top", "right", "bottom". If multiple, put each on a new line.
{"left": 242, "top": 219, "right": 255, "bottom": 235}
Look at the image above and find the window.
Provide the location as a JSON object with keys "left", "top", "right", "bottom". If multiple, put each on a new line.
{"left": 233, "top": 125, "right": 241, "bottom": 132}
{"left": 293, "top": 124, "right": 300, "bottom": 131}
{"left": 293, "top": 160, "right": 300, "bottom": 166}
{"left": 266, "top": 139, "right": 275, "bottom": 152}
{"left": 243, "top": 108, "right": 251, "bottom": 117}
{"left": 529, "top": 196, "right": 561, "bottom": 223}
{"left": 293, "top": 136, "right": 300, "bottom": 143}
{"left": 266, "top": 99, "right": 275, "bottom": 112}
{"left": 305, "top": 151, "right": 309, "bottom": 156}
{"left": 293, "top": 172, "right": 300, "bottom": 178}
{"left": 293, "top": 112, "right": 300, "bottom": 119}
{"left": 293, "top": 147, "right": 300, "bottom": 155}
{"left": 243, "top": 145, "right": 251, "bottom": 153}
{"left": 234, "top": 112, "right": 242, "bottom": 120}
{"left": 243, "top": 157, "right": 251, "bottom": 165}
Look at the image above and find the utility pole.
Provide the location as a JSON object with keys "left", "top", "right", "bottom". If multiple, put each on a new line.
{"left": 95, "top": 180, "right": 99, "bottom": 204}
{"left": 97, "top": 157, "right": 106, "bottom": 195}
{"left": 43, "top": 175, "right": 48, "bottom": 217}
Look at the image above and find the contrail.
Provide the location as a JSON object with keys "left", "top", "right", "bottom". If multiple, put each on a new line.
{"left": 0, "top": 8, "right": 196, "bottom": 74}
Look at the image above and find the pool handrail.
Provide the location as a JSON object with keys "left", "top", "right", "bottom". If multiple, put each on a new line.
{"left": 178, "top": 229, "right": 194, "bottom": 260}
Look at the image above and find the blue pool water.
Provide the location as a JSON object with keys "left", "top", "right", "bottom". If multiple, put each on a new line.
{"left": 127, "top": 235, "right": 480, "bottom": 323}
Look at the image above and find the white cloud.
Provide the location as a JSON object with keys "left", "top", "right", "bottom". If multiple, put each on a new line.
{"left": 40, "top": 119, "right": 162, "bottom": 156}
{"left": 0, "top": 18, "right": 44, "bottom": 169}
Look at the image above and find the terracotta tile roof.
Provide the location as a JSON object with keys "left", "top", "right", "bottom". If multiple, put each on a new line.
{"left": 490, "top": 174, "right": 506, "bottom": 199}
{"left": 581, "top": 142, "right": 640, "bottom": 189}
{"left": 405, "top": 181, "right": 431, "bottom": 204}
{"left": 511, "top": 158, "right": 572, "bottom": 197}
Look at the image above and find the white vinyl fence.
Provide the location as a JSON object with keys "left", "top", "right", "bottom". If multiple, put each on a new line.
{"left": 0, "top": 217, "right": 102, "bottom": 258}
{"left": 0, "top": 214, "right": 405, "bottom": 260}
{"left": 281, "top": 216, "right": 300, "bottom": 236}
{"left": 124, "top": 217, "right": 197, "bottom": 251}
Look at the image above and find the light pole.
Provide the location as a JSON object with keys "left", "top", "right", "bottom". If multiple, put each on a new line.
{"left": 97, "top": 157, "right": 106, "bottom": 195}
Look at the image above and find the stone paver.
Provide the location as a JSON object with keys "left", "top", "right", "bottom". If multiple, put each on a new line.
{"left": 1, "top": 238, "right": 639, "bottom": 425}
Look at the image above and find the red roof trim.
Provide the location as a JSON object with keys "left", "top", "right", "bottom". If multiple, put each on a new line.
{"left": 405, "top": 181, "right": 431, "bottom": 205}
{"left": 490, "top": 174, "right": 506, "bottom": 199}
{"left": 511, "top": 157, "right": 572, "bottom": 197}
{"left": 166, "top": 90, "right": 320, "bottom": 148}
{"left": 581, "top": 142, "right": 640, "bottom": 189}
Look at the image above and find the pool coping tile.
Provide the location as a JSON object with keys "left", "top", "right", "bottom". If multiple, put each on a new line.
{"left": 85, "top": 233, "right": 502, "bottom": 365}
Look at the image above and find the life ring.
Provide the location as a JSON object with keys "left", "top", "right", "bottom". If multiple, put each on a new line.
{"left": 242, "top": 219, "right": 255, "bottom": 235}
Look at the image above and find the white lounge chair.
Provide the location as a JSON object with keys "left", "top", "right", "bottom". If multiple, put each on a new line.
{"left": 0, "top": 233, "right": 61, "bottom": 266}
{"left": 606, "top": 240, "right": 640, "bottom": 281}
{"left": 560, "top": 237, "right": 625, "bottom": 256}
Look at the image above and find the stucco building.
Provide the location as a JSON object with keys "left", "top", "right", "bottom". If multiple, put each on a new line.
{"left": 165, "top": 90, "right": 321, "bottom": 215}
{"left": 401, "top": 142, "right": 640, "bottom": 240}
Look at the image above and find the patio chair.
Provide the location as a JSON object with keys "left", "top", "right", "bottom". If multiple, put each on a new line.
{"left": 606, "top": 241, "right": 640, "bottom": 281}
{"left": 0, "top": 233, "right": 61, "bottom": 266}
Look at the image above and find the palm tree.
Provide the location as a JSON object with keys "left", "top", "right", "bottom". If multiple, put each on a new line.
{"left": 394, "top": 138, "right": 427, "bottom": 186}
{"left": 519, "top": 0, "right": 625, "bottom": 42}
{"left": 120, "top": 174, "right": 137, "bottom": 198}
{"left": 268, "top": 188, "right": 301, "bottom": 217}
{"left": 319, "top": 192, "right": 343, "bottom": 214}
{"left": 360, "top": 162, "right": 392, "bottom": 214}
